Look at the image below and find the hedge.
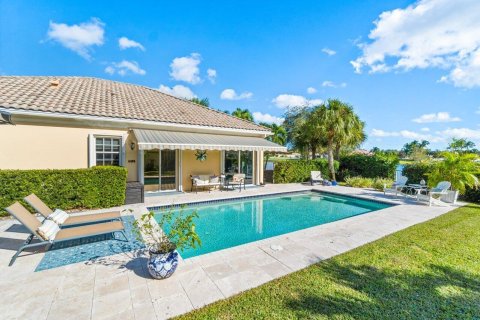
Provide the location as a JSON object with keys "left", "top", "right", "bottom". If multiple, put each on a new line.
{"left": 0, "top": 166, "right": 127, "bottom": 217}
{"left": 338, "top": 154, "right": 399, "bottom": 181}
{"left": 401, "top": 163, "right": 433, "bottom": 184}
{"left": 273, "top": 159, "right": 339, "bottom": 183}
{"left": 402, "top": 162, "right": 480, "bottom": 203}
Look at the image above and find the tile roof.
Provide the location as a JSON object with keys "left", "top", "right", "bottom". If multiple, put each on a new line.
{"left": 0, "top": 76, "right": 269, "bottom": 132}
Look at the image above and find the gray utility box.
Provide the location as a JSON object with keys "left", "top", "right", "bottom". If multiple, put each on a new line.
{"left": 125, "top": 182, "right": 144, "bottom": 204}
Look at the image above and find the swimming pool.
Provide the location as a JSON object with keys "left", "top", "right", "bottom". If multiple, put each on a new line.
{"left": 153, "top": 192, "right": 391, "bottom": 259}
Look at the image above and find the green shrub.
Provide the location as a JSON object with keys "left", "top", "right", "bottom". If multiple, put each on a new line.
{"left": 273, "top": 159, "right": 339, "bottom": 183}
{"left": 372, "top": 178, "right": 394, "bottom": 191}
{"left": 345, "top": 176, "right": 374, "bottom": 188}
{"left": 460, "top": 185, "right": 480, "bottom": 203}
{"left": 402, "top": 163, "right": 433, "bottom": 184}
{"left": 338, "top": 154, "right": 399, "bottom": 181}
{"left": 0, "top": 166, "right": 127, "bottom": 216}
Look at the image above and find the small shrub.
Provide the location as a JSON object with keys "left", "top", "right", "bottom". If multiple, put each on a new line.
{"left": 0, "top": 166, "right": 127, "bottom": 216}
{"left": 338, "top": 154, "right": 399, "bottom": 181}
{"left": 372, "top": 178, "right": 394, "bottom": 191}
{"left": 273, "top": 159, "right": 339, "bottom": 183}
{"left": 345, "top": 176, "right": 374, "bottom": 188}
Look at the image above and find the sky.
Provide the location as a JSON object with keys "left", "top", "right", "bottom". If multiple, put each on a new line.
{"left": 1, "top": 0, "right": 480, "bottom": 150}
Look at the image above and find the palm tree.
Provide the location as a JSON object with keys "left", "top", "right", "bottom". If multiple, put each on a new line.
{"left": 190, "top": 97, "right": 210, "bottom": 108}
{"left": 427, "top": 152, "right": 479, "bottom": 194}
{"left": 260, "top": 123, "right": 287, "bottom": 146}
{"left": 232, "top": 108, "right": 254, "bottom": 122}
{"left": 260, "top": 122, "right": 287, "bottom": 169}
{"left": 314, "top": 99, "right": 366, "bottom": 180}
{"left": 284, "top": 106, "right": 312, "bottom": 158}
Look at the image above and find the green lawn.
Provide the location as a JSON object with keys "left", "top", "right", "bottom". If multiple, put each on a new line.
{"left": 177, "top": 205, "right": 480, "bottom": 319}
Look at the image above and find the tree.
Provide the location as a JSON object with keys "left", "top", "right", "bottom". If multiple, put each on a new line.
{"left": 260, "top": 122, "right": 287, "bottom": 169}
{"left": 232, "top": 108, "right": 254, "bottom": 121}
{"left": 402, "top": 140, "right": 430, "bottom": 157}
{"left": 313, "top": 99, "right": 366, "bottom": 180}
{"left": 283, "top": 106, "right": 317, "bottom": 159}
{"left": 190, "top": 97, "right": 210, "bottom": 108}
{"left": 447, "top": 138, "right": 476, "bottom": 153}
{"left": 427, "top": 152, "right": 479, "bottom": 194}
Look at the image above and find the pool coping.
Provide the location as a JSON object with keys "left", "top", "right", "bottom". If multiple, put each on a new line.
{"left": 146, "top": 188, "right": 399, "bottom": 212}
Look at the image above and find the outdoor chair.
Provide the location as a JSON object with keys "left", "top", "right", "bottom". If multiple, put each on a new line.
{"left": 5, "top": 202, "right": 127, "bottom": 266}
{"left": 227, "top": 173, "right": 246, "bottom": 192}
{"left": 310, "top": 171, "right": 324, "bottom": 185}
{"left": 384, "top": 176, "right": 408, "bottom": 197}
{"left": 191, "top": 175, "right": 221, "bottom": 193}
{"left": 24, "top": 193, "right": 121, "bottom": 227}
{"left": 417, "top": 181, "right": 451, "bottom": 206}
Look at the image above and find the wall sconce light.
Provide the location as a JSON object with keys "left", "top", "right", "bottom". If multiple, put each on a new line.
{"left": 130, "top": 142, "right": 135, "bottom": 150}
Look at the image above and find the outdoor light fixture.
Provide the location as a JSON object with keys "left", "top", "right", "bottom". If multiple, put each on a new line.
{"left": 130, "top": 142, "right": 135, "bottom": 150}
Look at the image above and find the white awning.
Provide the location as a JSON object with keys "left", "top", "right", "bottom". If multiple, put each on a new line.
{"left": 133, "top": 129, "right": 287, "bottom": 152}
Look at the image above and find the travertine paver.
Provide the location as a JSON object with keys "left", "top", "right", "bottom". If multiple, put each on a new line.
{"left": 0, "top": 184, "right": 461, "bottom": 319}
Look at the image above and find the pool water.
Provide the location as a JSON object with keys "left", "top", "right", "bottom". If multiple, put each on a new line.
{"left": 153, "top": 192, "right": 391, "bottom": 259}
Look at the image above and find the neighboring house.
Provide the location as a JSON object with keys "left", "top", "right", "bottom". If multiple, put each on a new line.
{"left": 0, "top": 76, "right": 285, "bottom": 192}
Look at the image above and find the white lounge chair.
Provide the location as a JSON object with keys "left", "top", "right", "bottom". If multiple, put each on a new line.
{"left": 417, "top": 181, "right": 451, "bottom": 206}
{"left": 310, "top": 171, "right": 324, "bottom": 185}
{"left": 384, "top": 176, "right": 408, "bottom": 197}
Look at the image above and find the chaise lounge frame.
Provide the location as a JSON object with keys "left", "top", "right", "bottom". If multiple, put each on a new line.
{"left": 5, "top": 202, "right": 128, "bottom": 266}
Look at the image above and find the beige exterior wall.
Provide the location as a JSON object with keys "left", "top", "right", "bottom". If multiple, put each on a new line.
{"left": 181, "top": 150, "right": 221, "bottom": 191}
{"left": 0, "top": 123, "right": 138, "bottom": 182}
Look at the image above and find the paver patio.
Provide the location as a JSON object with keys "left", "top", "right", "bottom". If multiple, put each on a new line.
{"left": 0, "top": 184, "right": 460, "bottom": 319}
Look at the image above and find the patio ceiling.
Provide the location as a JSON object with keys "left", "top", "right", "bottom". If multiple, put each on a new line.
{"left": 132, "top": 129, "right": 287, "bottom": 152}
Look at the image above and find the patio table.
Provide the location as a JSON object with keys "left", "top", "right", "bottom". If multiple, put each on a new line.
{"left": 403, "top": 184, "right": 428, "bottom": 198}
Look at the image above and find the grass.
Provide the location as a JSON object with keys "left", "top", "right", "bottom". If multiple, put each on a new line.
{"left": 177, "top": 205, "right": 480, "bottom": 319}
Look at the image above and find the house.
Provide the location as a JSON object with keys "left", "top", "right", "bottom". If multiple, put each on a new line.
{"left": 0, "top": 76, "right": 286, "bottom": 193}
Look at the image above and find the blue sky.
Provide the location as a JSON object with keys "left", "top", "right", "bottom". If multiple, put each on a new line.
{"left": 1, "top": 0, "right": 479, "bottom": 150}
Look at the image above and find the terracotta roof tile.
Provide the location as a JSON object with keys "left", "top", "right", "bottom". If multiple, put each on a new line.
{"left": 0, "top": 76, "right": 269, "bottom": 132}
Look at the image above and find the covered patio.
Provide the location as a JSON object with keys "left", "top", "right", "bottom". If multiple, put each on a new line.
{"left": 132, "top": 129, "right": 286, "bottom": 193}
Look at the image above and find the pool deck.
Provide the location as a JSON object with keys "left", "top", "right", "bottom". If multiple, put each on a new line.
{"left": 0, "top": 184, "right": 461, "bottom": 319}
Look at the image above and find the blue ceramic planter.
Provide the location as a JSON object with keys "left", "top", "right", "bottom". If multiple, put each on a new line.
{"left": 147, "top": 249, "right": 179, "bottom": 279}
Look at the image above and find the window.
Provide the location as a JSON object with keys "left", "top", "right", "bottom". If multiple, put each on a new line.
{"left": 95, "top": 137, "right": 121, "bottom": 166}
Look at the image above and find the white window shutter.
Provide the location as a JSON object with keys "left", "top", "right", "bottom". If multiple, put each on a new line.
{"left": 88, "top": 134, "right": 96, "bottom": 167}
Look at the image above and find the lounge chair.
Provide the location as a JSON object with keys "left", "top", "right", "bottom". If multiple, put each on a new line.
{"left": 384, "top": 176, "right": 408, "bottom": 197}
{"left": 5, "top": 202, "right": 127, "bottom": 266}
{"left": 417, "top": 181, "right": 451, "bottom": 206}
{"left": 24, "top": 193, "right": 121, "bottom": 227}
{"left": 310, "top": 171, "right": 324, "bottom": 185}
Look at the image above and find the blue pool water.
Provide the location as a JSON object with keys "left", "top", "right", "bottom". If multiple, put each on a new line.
{"left": 154, "top": 192, "right": 391, "bottom": 259}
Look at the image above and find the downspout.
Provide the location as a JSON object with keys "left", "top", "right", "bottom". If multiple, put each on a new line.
{"left": 0, "top": 110, "right": 13, "bottom": 125}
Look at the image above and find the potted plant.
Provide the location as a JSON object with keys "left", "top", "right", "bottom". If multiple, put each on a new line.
{"left": 427, "top": 152, "right": 479, "bottom": 204}
{"left": 133, "top": 208, "right": 201, "bottom": 279}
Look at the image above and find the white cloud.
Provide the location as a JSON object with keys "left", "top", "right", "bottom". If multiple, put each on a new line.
{"left": 252, "top": 112, "right": 285, "bottom": 125}
{"left": 158, "top": 84, "right": 196, "bottom": 99}
{"left": 420, "top": 127, "right": 430, "bottom": 132}
{"left": 412, "top": 112, "right": 461, "bottom": 123}
{"left": 47, "top": 18, "right": 104, "bottom": 59}
{"left": 306, "top": 87, "right": 317, "bottom": 94}
{"left": 272, "top": 94, "right": 322, "bottom": 109}
{"left": 170, "top": 53, "right": 201, "bottom": 84}
{"left": 371, "top": 128, "right": 443, "bottom": 142}
{"left": 104, "top": 60, "right": 146, "bottom": 76}
{"left": 118, "top": 37, "right": 145, "bottom": 51}
{"left": 322, "top": 48, "right": 336, "bottom": 56}
{"left": 321, "top": 81, "right": 347, "bottom": 88}
{"left": 220, "top": 89, "right": 253, "bottom": 100}
{"left": 440, "top": 128, "right": 480, "bottom": 140}
{"left": 351, "top": 0, "right": 480, "bottom": 88}
{"left": 207, "top": 68, "right": 217, "bottom": 83}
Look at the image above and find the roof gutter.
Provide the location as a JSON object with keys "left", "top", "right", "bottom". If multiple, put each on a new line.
{"left": 0, "top": 110, "right": 13, "bottom": 125}
{"left": 0, "top": 107, "right": 272, "bottom": 137}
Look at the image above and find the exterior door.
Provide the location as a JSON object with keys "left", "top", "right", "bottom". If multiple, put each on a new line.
{"left": 143, "top": 149, "right": 176, "bottom": 192}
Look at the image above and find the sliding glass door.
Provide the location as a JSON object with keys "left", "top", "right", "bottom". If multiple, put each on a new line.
{"left": 224, "top": 151, "right": 254, "bottom": 184}
{"left": 144, "top": 149, "right": 176, "bottom": 192}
